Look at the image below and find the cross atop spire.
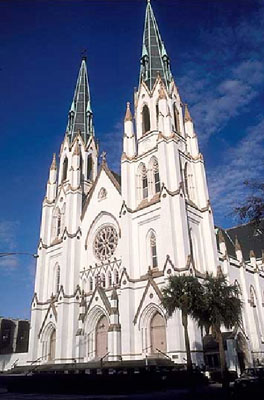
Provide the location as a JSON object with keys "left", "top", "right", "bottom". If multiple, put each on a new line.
{"left": 66, "top": 58, "right": 94, "bottom": 144}
{"left": 140, "top": 0, "right": 173, "bottom": 90}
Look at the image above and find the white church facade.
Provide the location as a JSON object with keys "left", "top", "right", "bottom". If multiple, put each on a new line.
{"left": 26, "top": 1, "right": 264, "bottom": 371}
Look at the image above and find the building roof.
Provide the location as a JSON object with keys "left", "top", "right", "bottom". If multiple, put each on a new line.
{"left": 139, "top": 1, "right": 173, "bottom": 90}
{"left": 216, "top": 221, "right": 264, "bottom": 262}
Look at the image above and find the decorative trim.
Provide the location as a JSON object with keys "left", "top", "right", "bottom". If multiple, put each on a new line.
{"left": 39, "top": 227, "right": 82, "bottom": 249}
{"left": 38, "top": 297, "right": 57, "bottom": 338}
{"left": 133, "top": 276, "right": 163, "bottom": 325}
{"left": 82, "top": 161, "right": 121, "bottom": 220}
{"left": 82, "top": 285, "right": 111, "bottom": 322}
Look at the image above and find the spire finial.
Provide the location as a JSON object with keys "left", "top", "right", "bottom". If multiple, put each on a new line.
{"left": 100, "top": 151, "right": 106, "bottom": 163}
{"left": 124, "top": 102, "right": 133, "bottom": 122}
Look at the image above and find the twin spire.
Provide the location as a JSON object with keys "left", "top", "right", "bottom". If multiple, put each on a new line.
{"left": 66, "top": 1, "right": 173, "bottom": 144}
{"left": 140, "top": 0, "right": 173, "bottom": 90}
{"left": 66, "top": 57, "right": 94, "bottom": 145}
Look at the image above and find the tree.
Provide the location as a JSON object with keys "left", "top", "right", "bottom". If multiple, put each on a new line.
{"left": 234, "top": 180, "right": 264, "bottom": 231}
{"left": 192, "top": 274, "right": 242, "bottom": 387}
{"left": 161, "top": 275, "right": 203, "bottom": 374}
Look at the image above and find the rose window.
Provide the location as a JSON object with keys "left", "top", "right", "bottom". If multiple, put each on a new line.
{"left": 94, "top": 225, "right": 118, "bottom": 261}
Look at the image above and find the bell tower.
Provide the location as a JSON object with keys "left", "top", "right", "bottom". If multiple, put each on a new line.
{"left": 29, "top": 57, "right": 98, "bottom": 364}
{"left": 121, "top": 0, "right": 219, "bottom": 277}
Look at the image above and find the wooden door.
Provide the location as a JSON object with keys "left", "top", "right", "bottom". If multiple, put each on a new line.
{"left": 49, "top": 329, "right": 56, "bottom": 361}
{"left": 150, "top": 312, "right": 167, "bottom": 354}
{"left": 95, "top": 315, "right": 108, "bottom": 359}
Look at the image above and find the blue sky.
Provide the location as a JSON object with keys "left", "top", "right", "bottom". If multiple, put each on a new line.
{"left": 0, "top": 0, "right": 263, "bottom": 319}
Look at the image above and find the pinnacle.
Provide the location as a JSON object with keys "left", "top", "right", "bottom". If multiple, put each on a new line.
{"left": 159, "top": 84, "right": 166, "bottom": 100}
{"left": 124, "top": 102, "right": 133, "bottom": 122}
{"left": 73, "top": 142, "right": 80, "bottom": 156}
{"left": 235, "top": 236, "right": 241, "bottom": 251}
{"left": 184, "top": 104, "right": 192, "bottom": 122}
{"left": 50, "top": 153, "right": 57, "bottom": 170}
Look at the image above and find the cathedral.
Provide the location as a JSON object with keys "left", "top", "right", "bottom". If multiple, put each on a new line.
{"left": 27, "top": 0, "right": 264, "bottom": 371}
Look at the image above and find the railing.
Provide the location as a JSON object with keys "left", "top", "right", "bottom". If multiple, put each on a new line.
{"left": 25, "top": 354, "right": 50, "bottom": 376}
{"left": 11, "top": 359, "right": 19, "bottom": 369}
{"left": 155, "top": 348, "right": 171, "bottom": 361}
{"left": 100, "top": 351, "right": 110, "bottom": 368}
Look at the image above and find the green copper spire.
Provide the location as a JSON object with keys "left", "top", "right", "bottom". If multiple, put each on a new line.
{"left": 66, "top": 58, "right": 94, "bottom": 144}
{"left": 140, "top": 0, "right": 173, "bottom": 90}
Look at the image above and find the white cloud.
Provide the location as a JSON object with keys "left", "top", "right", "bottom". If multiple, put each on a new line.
{"left": 0, "top": 255, "right": 18, "bottom": 269}
{"left": 0, "top": 221, "right": 19, "bottom": 250}
{"left": 98, "top": 121, "right": 123, "bottom": 173}
{"left": 177, "top": 4, "right": 264, "bottom": 144}
{"left": 180, "top": 59, "right": 264, "bottom": 143}
{"left": 0, "top": 220, "right": 19, "bottom": 269}
{"left": 208, "top": 118, "right": 264, "bottom": 225}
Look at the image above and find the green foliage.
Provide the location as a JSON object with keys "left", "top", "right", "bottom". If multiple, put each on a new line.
{"left": 161, "top": 275, "right": 203, "bottom": 317}
{"left": 192, "top": 274, "right": 243, "bottom": 334}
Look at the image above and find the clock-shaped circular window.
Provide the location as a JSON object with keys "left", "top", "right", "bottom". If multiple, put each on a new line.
{"left": 94, "top": 225, "right": 118, "bottom": 261}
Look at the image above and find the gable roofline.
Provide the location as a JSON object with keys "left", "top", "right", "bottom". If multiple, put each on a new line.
{"left": 81, "top": 161, "right": 121, "bottom": 220}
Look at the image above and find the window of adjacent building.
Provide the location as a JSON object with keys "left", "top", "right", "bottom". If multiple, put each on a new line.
{"left": 142, "top": 105, "right": 150, "bottom": 134}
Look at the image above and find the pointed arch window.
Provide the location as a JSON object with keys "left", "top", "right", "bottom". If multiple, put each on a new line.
{"left": 62, "top": 157, "right": 68, "bottom": 181}
{"left": 142, "top": 105, "right": 150, "bottom": 135}
{"left": 89, "top": 277, "right": 93, "bottom": 292}
{"left": 173, "top": 103, "right": 180, "bottom": 133}
{"left": 80, "top": 155, "right": 83, "bottom": 181}
{"left": 153, "top": 159, "right": 160, "bottom": 194}
{"left": 156, "top": 103, "right": 159, "bottom": 128}
{"left": 114, "top": 270, "right": 119, "bottom": 285}
{"left": 137, "top": 163, "right": 149, "bottom": 202}
{"left": 55, "top": 266, "right": 60, "bottom": 294}
{"left": 87, "top": 155, "right": 93, "bottom": 180}
{"left": 101, "top": 273, "right": 106, "bottom": 289}
{"left": 250, "top": 286, "right": 263, "bottom": 340}
{"left": 150, "top": 232, "right": 158, "bottom": 268}
{"left": 184, "top": 163, "right": 189, "bottom": 198}
{"left": 57, "top": 213, "right": 61, "bottom": 237}
{"left": 184, "top": 163, "right": 195, "bottom": 202}
{"left": 108, "top": 271, "right": 112, "bottom": 287}
{"left": 142, "top": 165, "right": 148, "bottom": 199}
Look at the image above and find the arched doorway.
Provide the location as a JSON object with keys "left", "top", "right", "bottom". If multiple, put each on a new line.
{"left": 95, "top": 315, "right": 109, "bottom": 359}
{"left": 236, "top": 333, "right": 251, "bottom": 372}
{"left": 150, "top": 312, "right": 167, "bottom": 354}
{"left": 48, "top": 329, "right": 56, "bottom": 361}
